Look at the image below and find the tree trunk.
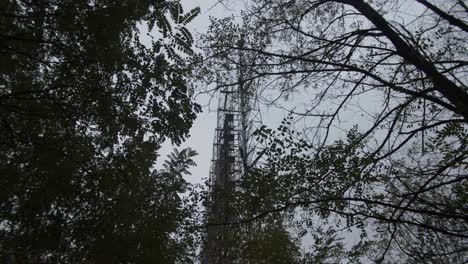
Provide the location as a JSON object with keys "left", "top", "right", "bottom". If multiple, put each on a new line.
{"left": 338, "top": 0, "right": 468, "bottom": 121}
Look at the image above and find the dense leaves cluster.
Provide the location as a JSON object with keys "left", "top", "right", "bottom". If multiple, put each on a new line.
{"left": 231, "top": 117, "right": 466, "bottom": 263}
{"left": 0, "top": 0, "right": 200, "bottom": 262}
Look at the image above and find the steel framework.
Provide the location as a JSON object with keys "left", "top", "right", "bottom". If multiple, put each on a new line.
{"left": 201, "top": 43, "right": 262, "bottom": 264}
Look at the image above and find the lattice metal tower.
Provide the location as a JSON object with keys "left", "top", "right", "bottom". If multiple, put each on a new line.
{"left": 201, "top": 40, "right": 261, "bottom": 264}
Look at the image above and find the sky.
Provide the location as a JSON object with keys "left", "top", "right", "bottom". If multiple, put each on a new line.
{"left": 163, "top": 0, "right": 358, "bottom": 185}
{"left": 158, "top": 0, "right": 302, "bottom": 186}
{"left": 157, "top": 0, "right": 247, "bottom": 185}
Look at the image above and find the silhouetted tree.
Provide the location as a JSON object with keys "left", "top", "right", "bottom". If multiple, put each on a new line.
{"left": 0, "top": 0, "right": 200, "bottom": 262}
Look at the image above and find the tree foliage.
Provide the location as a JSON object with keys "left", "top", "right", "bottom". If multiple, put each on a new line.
{"left": 0, "top": 0, "right": 200, "bottom": 262}
{"left": 239, "top": 227, "right": 302, "bottom": 264}
{"left": 199, "top": 0, "right": 468, "bottom": 262}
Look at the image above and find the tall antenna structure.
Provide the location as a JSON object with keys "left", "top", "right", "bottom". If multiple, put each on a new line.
{"left": 201, "top": 38, "right": 262, "bottom": 264}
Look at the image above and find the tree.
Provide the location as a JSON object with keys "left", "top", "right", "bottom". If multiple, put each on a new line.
{"left": 0, "top": 0, "right": 200, "bottom": 262}
{"left": 199, "top": 0, "right": 468, "bottom": 262}
{"left": 239, "top": 227, "right": 302, "bottom": 264}
{"left": 201, "top": 164, "right": 305, "bottom": 264}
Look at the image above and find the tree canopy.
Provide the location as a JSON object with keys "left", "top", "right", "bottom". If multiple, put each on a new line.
{"left": 199, "top": 0, "right": 468, "bottom": 262}
{"left": 1, "top": 0, "right": 200, "bottom": 262}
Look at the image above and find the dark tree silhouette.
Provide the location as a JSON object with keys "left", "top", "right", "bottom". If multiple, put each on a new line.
{"left": 0, "top": 0, "right": 200, "bottom": 263}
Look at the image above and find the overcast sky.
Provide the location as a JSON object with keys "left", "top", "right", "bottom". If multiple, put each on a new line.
{"left": 158, "top": 0, "right": 309, "bottom": 185}
{"left": 157, "top": 0, "right": 239, "bottom": 185}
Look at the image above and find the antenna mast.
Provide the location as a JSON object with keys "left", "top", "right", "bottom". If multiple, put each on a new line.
{"left": 202, "top": 36, "right": 261, "bottom": 264}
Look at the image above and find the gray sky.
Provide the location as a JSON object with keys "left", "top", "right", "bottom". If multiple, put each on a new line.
{"left": 158, "top": 0, "right": 237, "bottom": 185}
{"left": 158, "top": 0, "right": 309, "bottom": 185}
